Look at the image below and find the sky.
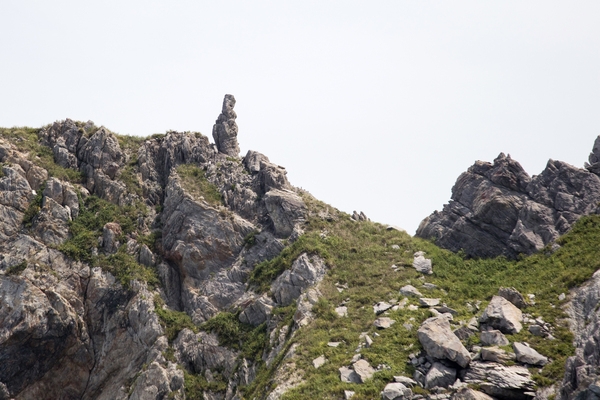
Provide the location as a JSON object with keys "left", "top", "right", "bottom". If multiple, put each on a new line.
{"left": 1, "top": 1, "right": 599, "bottom": 233}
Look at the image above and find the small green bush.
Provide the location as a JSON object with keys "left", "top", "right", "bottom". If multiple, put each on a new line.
{"left": 5, "top": 261, "right": 27, "bottom": 276}
{"left": 154, "top": 295, "right": 197, "bottom": 342}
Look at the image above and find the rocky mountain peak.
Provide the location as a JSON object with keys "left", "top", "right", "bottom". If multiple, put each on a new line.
{"left": 417, "top": 136, "right": 600, "bottom": 259}
{"left": 212, "top": 94, "right": 240, "bottom": 156}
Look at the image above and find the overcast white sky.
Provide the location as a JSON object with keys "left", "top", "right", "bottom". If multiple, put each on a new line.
{"left": 1, "top": 1, "right": 599, "bottom": 233}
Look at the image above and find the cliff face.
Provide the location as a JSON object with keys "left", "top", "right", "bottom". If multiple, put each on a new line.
{"left": 4, "top": 99, "right": 600, "bottom": 400}
{"left": 416, "top": 146, "right": 600, "bottom": 259}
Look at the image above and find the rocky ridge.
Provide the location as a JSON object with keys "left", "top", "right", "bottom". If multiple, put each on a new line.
{"left": 2, "top": 98, "right": 600, "bottom": 399}
{"left": 417, "top": 146, "right": 600, "bottom": 259}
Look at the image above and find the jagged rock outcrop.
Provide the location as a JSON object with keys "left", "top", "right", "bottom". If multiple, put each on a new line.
{"left": 417, "top": 144, "right": 600, "bottom": 258}
{"left": 212, "top": 94, "right": 240, "bottom": 157}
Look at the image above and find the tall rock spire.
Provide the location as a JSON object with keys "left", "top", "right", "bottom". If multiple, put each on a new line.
{"left": 212, "top": 94, "right": 240, "bottom": 156}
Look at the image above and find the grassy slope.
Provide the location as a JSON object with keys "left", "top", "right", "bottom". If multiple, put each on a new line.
{"left": 4, "top": 126, "right": 600, "bottom": 398}
{"left": 245, "top": 195, "right": 600, "bottom": 399}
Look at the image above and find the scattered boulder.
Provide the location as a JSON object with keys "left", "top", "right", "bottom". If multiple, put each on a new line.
{"left": 335, "top": 306, "right": 348, "bottom": 317}
{"left": 480, "top": 330, "right": 509, "bottom": 346}
{"left": 498, "top": 287, "right": 527, "bottom": 309}
{"left": 101, "top": 222, "right": 122, "bottom": 254}
{"left": 419, "top": 298, "right": 441, "bottom": 307}
{"left": 344, "top": 390, "right": 355, "bottom": 399}
{"left": 374, "top": 317, "right": 396, "bottom": 329}
{"left": 480, "top": 296, "right": 523, "bottom": 334}
{"left": 312, "top": 355, "right": 326, "bottom": 369}
{"left": 381, "top": 382, "right": 412, "bottom": 400}
{"left": 212, "top": 94, "right": 240, "bottom": 156}
{"left": 424, "top": 362, "right": 457, "bottom": 389}
{"left": 394, "top": 376, "right": 417, "bottom": 387}
{"left": 353, "top": 359, "right": 375, "bottom": 383}
{"left": 412, "top": 251, "right": 433, "bottom": 274}
{"left": 512, "top": 342, "right": 548, "bottom": 366}
{"left": 339, "top": 366, "right": 360, "bottom": 383}
{"left": 399, "top": 285, "right": 422, "bottom": 298}
{"left": 374, "top": 301, "right": 394, "bottom": 314}
{"left": 417, "top": 316, "right": 471, "bottom": 368}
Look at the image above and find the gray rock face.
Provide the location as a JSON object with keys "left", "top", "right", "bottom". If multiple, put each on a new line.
{"left": 272, "top": 253, "right": 326, "bottom": 306}
{"left": 417, "top": 149, "right": 600, "bottom": 258}
{"left": 461, "top": 361, "right": 535, "bottom": 399}
{"left": 264, "top": 189, "right": 306, "bottom": 238}
{"left": 400, "top": 285, "right": 422, "bottom": 298}
{"left": 562, "top": 269, "right": 600, "bottom": 398}
{"left": 417, "top": 316, "right": 471, "bottom": 368}
{"left": 480, "top": 296, "right": 523, "bottom": 334}
{"left": 512, "top": 342, "right": 548, "bottom": 366}
{"left": 381, "top": 382, "right": 412, "bottom": 400}
{"left": 452, "top": 387, "right": 494, "bottom": 400}
{"left": 498, "top": 287, "right": 527, "bottom": 309}
{"left": 480, "top": 330, "right": 509, "bottom": 346}
{"left": 412, "top": 251, "right": 433, "bottom": 274}
{"left": 425, "top": 362, "right": 456, "bottom": 389}
{"left": 173, "top": 329, "right": 238, "bottom": 379}
{"left": 212, "top": 94, "right": 240, "bottom": 156}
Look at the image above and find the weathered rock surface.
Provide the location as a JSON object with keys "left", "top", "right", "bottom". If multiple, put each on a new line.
{"left": 417, "top": 316, "right": 471, "bottom": 368}
{"left": 412, "top": 251, "right": 433, "bottom": 274}
{"left": 461, "top": 361, "right": 535, "bottom": 399}
{"left": 480, "top": 330, "right": 509, "bottom": 346}
{"left": 562, "top": 269, "right": 600, "bottom": 398}
{"left": 417, "top": 149, "right": 600, "bottom": 258}
{"left": 272, "top": 253, "right": 326, "bottom": 306}
{"left": 480, "top": 295, "right": 523, "bottom": 334}
{"left": 452, "top": 387, "right": 494, "bottom": 400}
{"left": 424, "top": 362, "right": 456, "bottom": 389}
{"left": 381, "top": 382, "right": 412, "bottom": 400}
{"left": 512, "top": 342, "right": 548, "bottom": 366}
{"left": 212, "top": 94, "right": 240, "bottom": 157}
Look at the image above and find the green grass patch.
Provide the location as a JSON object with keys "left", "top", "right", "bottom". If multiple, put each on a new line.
{"left": 0, "top": 127, "right": 82, "bottom": 182}
{"left": 154, "top": 295, "right": 198, "bottom": 342}
{"left": 245, "top": 200, "right": 600, "bottom": 398}
{"left": 176, "top": 164, "right": 222, "bottom": 206}
{"left": 200, "top": 312, "right": 268, "bottom": 362}
{"left": 184, "top": 370, "right": 227, "bottom": 400}
{"left": 5, "top": 260, "right": 28, "bottom": 276}
{"left": 22, "top": 182, "right": 45, "bottom": 227}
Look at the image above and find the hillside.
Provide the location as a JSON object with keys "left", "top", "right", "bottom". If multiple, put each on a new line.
{"left": 1, "top": 96, "right": 600, "bottom": 400}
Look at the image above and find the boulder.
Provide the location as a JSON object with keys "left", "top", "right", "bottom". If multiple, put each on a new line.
{"left": 419, "top": 298, "right": 441, "bottom": 307}
{"left": 451, "top": 387, "right": 494, "bottom": 400}
{"left": 461, "top": 361, "right": 535, "bottom": 398}
{"left": 374, "top": 317, "right": 396, "bottom": 329}
{"left": 412, "top": 251, "right": 433, "bottom": 274}
{"left": 480, "top": 296, "right": 523, "bottom": 334}
{"left": 374, "top": 301, "right": 394, "bottom": 314}
{"left": 498, "top": 287, "right": 527, "bottom": 309}
{"left": 353, "top": 359, "right": 375, "bottom": 383}
{"left": 339, "top": 366, "right": 360, "bottom": 383}
{"left": 381, "top": 382, "right": 412, "bottom": 400}
{"left": 480, "top": 330, "right": 509, "bottom": 346}
{"left": 263, "top": 189, "right": 306, "bottom": 238}
{"left": 271, "top": 253, "right": 326, "bottom": 306}
{"left": 212, "top": 94, "right": 240, "bottom": 156}
{"left": 512, "top": 342, "right": 548, "bottom": 366}
{"left": 480, "top": 346, "right": 515, "bottom": 364}
{"left": 417, "top": 316, "right": 471, "bottom": 368}
{"left": 399, "top": 285, "right": 422, "bottom": 298}
{"left": 424, "top": 362, "right": 457, "bottom": 389}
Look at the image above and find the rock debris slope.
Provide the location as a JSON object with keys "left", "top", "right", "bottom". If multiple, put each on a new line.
{"left": 3, "top": 98, "right": 600, "bottom": 400}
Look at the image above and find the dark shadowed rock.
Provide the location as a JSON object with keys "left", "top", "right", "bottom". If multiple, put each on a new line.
{"left": 212, "top": 94, "right": 240, "bottom": 157}
{"left": 498, "top": 287, "right": 527, "bottom": 309}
